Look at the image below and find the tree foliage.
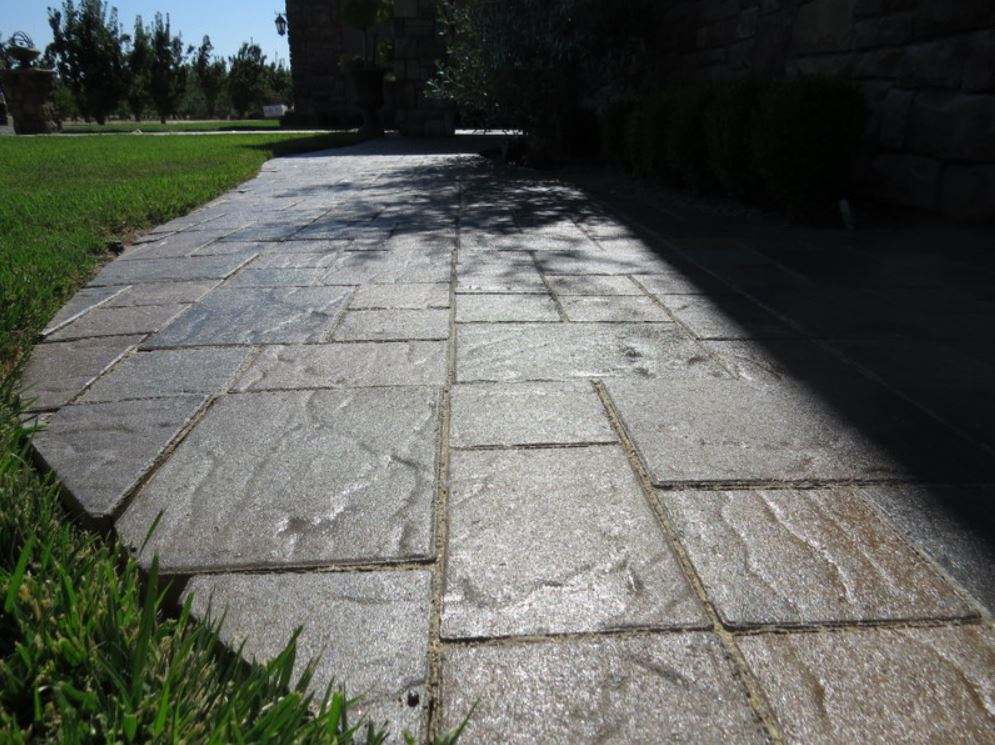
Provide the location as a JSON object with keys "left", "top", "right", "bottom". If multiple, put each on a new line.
{"left": 148, "top": 13, "right": 186, "bottom": 123}
{"left": 47, "top": 0, "right": 128, "bottom": 125}
{"left": 125, "top": 17, "right": 152, "bottom": 121}
{"left": 193, "top": 36, "right": 227, "bottom": 118}
{"left": 228, "top": 42, "right": 266, "bottom": 118}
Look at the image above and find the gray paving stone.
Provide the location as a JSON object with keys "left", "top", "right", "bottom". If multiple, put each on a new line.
{"left": 19, "top": 335, "right": 144, "bottom": 411}
{"left": 250, "top": 250, "right": 341, "bottom": 269}
{"left": 560, "top": 296, "right": 671, "bottom": 323}
{"left": 185, "top": 571, "right": 431, "bottom": 740}
{"left": 546, "top": 275, "right": 643, "bottom": 296}
{"left": 450, "top": 383, "right": 616, "bottom": 447}
{"left": 88, "top": 252, "right": 256, "bottom": 286}
{"left": 633, "top": 271, "right": 735, "bottom": 296}
{"left": 703, "top": 339, "right": 847, "bottom": 383}
{"left": 457, "top": 324, "right": 726, "bottom": 382}
{"left": 41, "top": 286, "right": 128, "bottom": 336}
{"left": 321, "top": 251, "right": 450, "bottom": 284}
{"left": 117, "top": 387, "right": 440, "bottom": 571}
{"left": 858, "top": 484, "right": 995, "bottom": 613}
{"left": 46, "top": 304, "right": 187, "bottom": 341}
{"left": 103, "top": 281, "right": 220, "bottom": 307}
{"left": 738, "top": 626, "right": 995, "bottom": 745}
{"left": 33, "top": 395, "right": 208, "bottom": 520}
{"left": 235, "top": 342, "right": 447, "bottom": 390}
{"left": 535, "top": 248, "right": 661, "bottom": 276}
{"left": 221, "top": 223, "right": 302, "bottom": 242}
{"left": 663, "top": 489, "right": 973, "bottom": 627}
{"left": 456, "top": 254, "right": 547, "bottom": 294}
{"left": 121, "top": 229, "right": 233, "bottom": 260}
{"left": 144, "top": 287, "right": 352, "bottom": 347}
{"left": 266, "top": 239, "right": 351, "bottom": 255}
{"left": 607, "top": 378, "right": 909, "bottom": 484}
{"left": 333, "top": 309, "right": 449, "bottom": 341}
{"left": 441, "top": 634, "right": 767, "bottom": 745}
{"left": 443, "top": 447, "right": 705, "bottom": 637}
{"left": 224, "top": 267, "right": 329, "bottom": 287}
{"left": 79, "top": 348, "right": 251, "bottom": 403}
{"left": 657, "top": 294, "right": 799, "bottom": 339}
{"left": 190, "top": 240, "right": 270, "bottom": 257}
{"left": 351, "top": 283, "right": 449, "bottom": 309}
{"left": 455, "top": 294, "right": 559, "bottom": 323}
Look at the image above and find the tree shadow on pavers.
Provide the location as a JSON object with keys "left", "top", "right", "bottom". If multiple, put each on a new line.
{"left": 559, "top": 165, "right": 995, "bottom": 611}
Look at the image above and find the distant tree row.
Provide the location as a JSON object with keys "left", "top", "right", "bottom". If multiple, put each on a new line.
{"left": 45, "top": 0, "right": 292, "bottom": 123}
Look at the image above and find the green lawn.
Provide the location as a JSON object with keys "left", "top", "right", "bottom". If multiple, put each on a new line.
{"left": 0, "top": 133, "right": 466, "bottom": 743}
{"left": 61, "top": 119, "right": 289, "bottom": 133}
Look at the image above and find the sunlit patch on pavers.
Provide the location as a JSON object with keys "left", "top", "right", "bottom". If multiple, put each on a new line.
{"left": 117, "top": 387, "right": 440, "bottom": 571}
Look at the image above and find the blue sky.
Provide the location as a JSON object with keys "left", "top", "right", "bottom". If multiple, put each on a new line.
{"left": 3, "top": 1, "right": 290, "bottom": 64}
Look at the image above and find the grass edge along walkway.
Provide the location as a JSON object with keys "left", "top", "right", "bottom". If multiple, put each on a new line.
{"left": 0, "top": 132, "right": 466, "bottom": 744}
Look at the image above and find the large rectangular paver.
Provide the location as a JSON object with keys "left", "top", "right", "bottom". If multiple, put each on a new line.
{"left": 186, "top": 571, "right": 431, "bottom": 740}
{"left": 457, "top": 323, "right": 726, "bottom": 382}
{"left": 103, "top": 281, "right": 220, "bottom": 307}
{"left": 450, "top": 382, "right": 616, "bottom": 447}
{"left": 443, "top": 447, "right": 706, "bottom": 638}
{"left": 41, "top": 286, "right": 127, "bottom": 336}
{"left": 546, "top": 275, "right": 643, "bottom": 296}
{"left": 79, "top": 348, "right": 251, "bottom": 403}
{"left": 455, "top": 294, "right": 560, "bottom": 323}
{"left": 663, "top": 489, "right": 973, "bottom": 626}
{"left": 608, "top": 376, "right": 992, "bottom": 483}
{"left": 88, "top": 252, "right": 256, "bottom": 286}
{"left": 738, "top": 626, "right": 995, "bottom": 745}
{"left": 607, "top": 378, "right": 907, "bottom": 484}
{"left": 117, "top": 387, "right": 440, "bottom": 571}
{"left": 18, "top": 335, "right": 143, "bottom": 411}
{"left": 657, "top": 294, "right": 799, "bottom": 339}
{"left": 32, "top": 395, "right": 208, "bottom": 520}
{"left": 351, "top": 283, "right": 450, "bottom": 309}
{"left": 441, "top": 634, "right": 767, "bottom": 745}
{"left": 144, "top": 286, "right": 352, "bottom": 347}
{"left": 46, "top": 304, "right": 187, "bottom": 341}
{"left": 234, "top": 342, "right": 447, "bottom": 390}
{"left": 560, "top": 296, "right": 670, "bottom": 323}
{"left": 333, "top": 309, "right": 449, "bottom": 341}
{"left": 858, "top": 483, "right": 995, "bottom": 613}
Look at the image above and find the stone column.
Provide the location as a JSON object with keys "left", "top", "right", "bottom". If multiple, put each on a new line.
{"left": 0, "top": 68, "right": 58, "bottom": 134}
{"left": 393, "top": 0, "right": 454, "bottom": 136}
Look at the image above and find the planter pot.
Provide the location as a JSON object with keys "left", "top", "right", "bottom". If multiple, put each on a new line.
{"left": 0, "top": 68, "right": 58, "bottom": 134}
{"left": 347, "top": 67, "right": 387, "bottom": 137}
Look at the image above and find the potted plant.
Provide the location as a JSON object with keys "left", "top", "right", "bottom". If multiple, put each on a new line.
{"left": 339, "top": 0, "right": 393, "bottom": 136}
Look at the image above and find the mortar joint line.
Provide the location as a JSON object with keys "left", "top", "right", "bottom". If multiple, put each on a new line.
{"left": 425, "top": 168, "right": 462, "bottom": 743}
{"left": 592, "top": 379, "right": 785, "bottom": 745}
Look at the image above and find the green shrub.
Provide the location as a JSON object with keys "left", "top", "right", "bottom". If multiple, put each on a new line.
{"left": 665, "top": 84, "right": 715, "bottom": 194}
{"left": 705, "top": 79, "right": 768, "bottom": 202}
{"left": 752, "top": 76, "right": 867, "bottom": 215}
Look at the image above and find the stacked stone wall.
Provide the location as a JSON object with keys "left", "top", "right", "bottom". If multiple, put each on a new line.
{"left": 286, "top": 0, "right": 453, "bottom": 135}
{"left": 658, "top": 0, "right": 995, "bottom": 220}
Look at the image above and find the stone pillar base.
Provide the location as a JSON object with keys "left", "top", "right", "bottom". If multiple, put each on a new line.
{"left": 0, "top": 68, "right": 59, "bottom": 135}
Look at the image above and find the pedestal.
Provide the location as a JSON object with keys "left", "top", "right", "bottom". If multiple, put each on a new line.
{"left": 0, "top": 68, "right": 59, "bottom": 135}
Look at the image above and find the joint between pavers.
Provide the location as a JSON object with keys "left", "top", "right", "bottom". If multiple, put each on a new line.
{"left": 440, "top": 624, "right": 714, "bottom": 649}
{"left": 424, "top": 184, "right": 461, "bottom": 743}
{"left": 592, "top": 379, "right": 786, "bottom": 745}
{"left": 450, "top": 441, "right": 619, "bottom": 453}
{"left": 156, "top": 557, "right": 437, "bottom": 580}
{"left": 653, "top": 477, "right": 938, "bottom": 492}
{"left": 730, "top": 615, "right": 988, "bottom": 637}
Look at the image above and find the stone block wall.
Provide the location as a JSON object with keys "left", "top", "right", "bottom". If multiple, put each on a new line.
{"left": 285, "top": 0, "right": 350, "bottom": 124}
{"left": 392, "top": 0, "right": 454, "bottom": 136}
{"left": 285, "top": 0, "right": 453, "bottom": 135}
{"left": 658, "top": 0, "right": 995, "bottom": 221}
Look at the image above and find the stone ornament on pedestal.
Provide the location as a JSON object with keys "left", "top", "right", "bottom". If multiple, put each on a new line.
{"left": 2, "top": 32, "right": 59, "bottom": 135}
{"left": 0, "top": 68, "right": 59, "bottom": 134}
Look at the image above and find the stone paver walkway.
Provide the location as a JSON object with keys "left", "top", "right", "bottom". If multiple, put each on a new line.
{"left": 22, "top": 137, "right": 995, "bottom": 743}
